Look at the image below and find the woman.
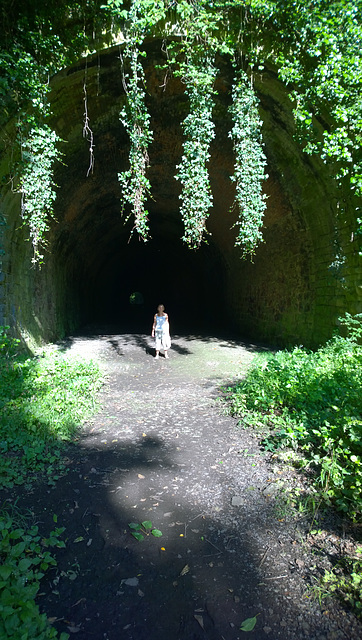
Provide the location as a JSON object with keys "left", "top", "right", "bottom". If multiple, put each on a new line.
{"left": 151, "top": 304, "right": 171, "bottom": 359}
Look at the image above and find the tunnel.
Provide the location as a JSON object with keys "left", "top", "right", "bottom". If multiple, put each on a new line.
{"left": 0, "top": 41, "right": 361, "bottom": 349}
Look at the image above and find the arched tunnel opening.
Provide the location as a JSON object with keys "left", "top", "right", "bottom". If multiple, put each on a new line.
{"left": 79, "top": 226, "right": 227, "bottom": 334}
{"left": 1, "top": 41, "right": 360, "bottom": 349}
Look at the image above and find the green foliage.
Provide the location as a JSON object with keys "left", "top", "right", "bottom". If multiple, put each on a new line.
{"left": 229, "top": 71, "right": 268, "bottom": 257}
{"left": 226, "top": 313, "right": 362, "bottom": 517}
{"left": 0, "top": 327, "right": 102, "bottom": 490}
{"left": 319, "top": 548, "right": 362, "bottom": 617}
{"left": 0, "top": 506, "right": 68, "bottom": 640}
{"left": 128, "top": 520, "right": 163, "bottom": 540}
{"left": 18, "top": 124, "right": 61, "bottom": 265}
{"left": 175, "top": 51, "right": 216, "bottom": 248}
{"left": 2, "top": 0, "right": 362, "bottom": 255}
{"left": 118, "top": 0, "right": 154, "bottom": 241}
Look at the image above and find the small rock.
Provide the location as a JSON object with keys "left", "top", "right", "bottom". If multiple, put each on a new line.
{"left": 263, "top": 627, "right": 272, "bottom": 635}
{"left": 231, "top": 496, "right": 243, "bottom": 507}
{"left": 122, "top": 577, "right": 139, "bottom": 587}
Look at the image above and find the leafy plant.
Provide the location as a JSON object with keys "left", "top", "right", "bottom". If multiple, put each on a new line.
{"left": 226, "top": 313, "right": 362, "bottom": 517}
{"left": 128, "top": 520, "right": 162, "bottom": 541}
{"left": 0, "top": 506, "right": 68, "bottom": 640}
{"left": 118, "top": 0, "right": 154, "bottom": 241}
{"left": 0, "top": 328, "right": 102, "bottom": 489}
{"left": 18, "top": 124, "right": 61, "bottom": 265}
{"left": 229, "top": 71, "right": 268, "bottom": 257}
{"left": 175, "top": 50, "right": 216, "bottom": 248}
{"left": 311, "top": 547, "right": 362, "bottom": 617}
{"left": 2, "top": 0, "right": 362, "bottom": 256}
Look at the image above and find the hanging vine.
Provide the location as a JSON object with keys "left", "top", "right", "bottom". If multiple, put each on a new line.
{"left": 229, "top": 71, "right": 268, "bottom": 258}
{"left": 175, "top": 50, "right": 217, "bottom": 248}
{"left": 18, "top": 121, "right": 61, "bottom": 265}
{"left": 117, "top": 0, "right": 155, "bottom": 241}
{"left": 3, "top": 0, "right": 361, "bottom": 260}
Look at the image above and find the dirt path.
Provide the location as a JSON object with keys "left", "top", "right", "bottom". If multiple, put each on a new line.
{"left": 11, "top": 329, "right": 362, "bottom": 639}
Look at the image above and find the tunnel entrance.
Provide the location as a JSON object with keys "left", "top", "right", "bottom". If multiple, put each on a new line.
{"left": 2, "top": 41, "right": 358, "bottom": 350}
{"left": 77, "top": 222, "right": 227, "bottom": 335}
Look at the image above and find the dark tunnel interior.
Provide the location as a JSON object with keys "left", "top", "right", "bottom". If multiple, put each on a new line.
{"left": 73, "top": 215, "right": 228, "bottom": 336}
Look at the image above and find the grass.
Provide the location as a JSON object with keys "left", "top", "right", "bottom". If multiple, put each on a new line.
{"left": 0, "top": 327, "right": 102, "bottom": 489}
{"left": 0, "top": 326, "right": 103, "bottom": 639}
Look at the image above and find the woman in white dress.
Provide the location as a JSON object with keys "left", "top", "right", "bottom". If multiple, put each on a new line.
{"left": 151, "top": 304, "right": 171, "bottom": 359}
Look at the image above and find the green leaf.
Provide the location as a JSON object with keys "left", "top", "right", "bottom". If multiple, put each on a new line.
{"left": 0, "top": 565, "right": 12, "bottom": 580}
{"left": 151, "top": 528, "right": 162, "bottom": 537}
{"left": 131, "top": 531, "right": 144, "bottom": 541}
{"left": 240, "top": 616, "right": 258, "bottom": 632}
{"left": 141, "top": 520, "right": 153, "bottom": 530}
{"left": 128, "top": 522, "right": 142, "bottom": 531}
{"left": 18, "top": 557, "right": 33, "bottom": 572}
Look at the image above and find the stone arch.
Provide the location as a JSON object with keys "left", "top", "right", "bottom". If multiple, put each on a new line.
{"left": 0, "top": 41, "right": 360, "bottom": 349}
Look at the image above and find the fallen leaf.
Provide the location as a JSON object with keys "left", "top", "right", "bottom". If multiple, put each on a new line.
{"left": 138, "top": 474, "right": 145, "bottom": 479}
{"left": 240, "top": 616, "right": 258, "bottom": 632}
{"left": 67, "top": 626, "right": 81, "bottom": 633}
{"left": 73, "top": 536, "right": 84, "bottom": 543}
{"left": 180, "top": 564, "right": 190, "bottom": 576}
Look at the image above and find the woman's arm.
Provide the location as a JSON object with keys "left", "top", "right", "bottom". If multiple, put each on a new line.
{"left": 151, "top": 314, "right": 156, "bottom": 336}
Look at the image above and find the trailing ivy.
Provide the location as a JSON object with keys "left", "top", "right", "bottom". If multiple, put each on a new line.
{"left": 175, "top": 51, "right": 217, "bottom": 248}
{"left": 1, "top": 0, "right": 362, "bottom": 257}
{"left": 18, "top": 123, "right": 61, "bottom": 265}
{"left": 116, "top": 0, "right": 159, "bottom": 241}
{"left": 229, "top": 72, "right": 268, "bottom": 258}
{"left": 118, "top": 43, "right": 153, "bottom": 240}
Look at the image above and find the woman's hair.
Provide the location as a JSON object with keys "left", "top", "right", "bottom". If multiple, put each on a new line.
{"left": 157, "top": 304, "right": 165, "bottom": 311}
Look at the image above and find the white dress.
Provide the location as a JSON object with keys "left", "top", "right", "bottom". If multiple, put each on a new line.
{"left": 154, "top": 314, "right": 171, "bottom": 351}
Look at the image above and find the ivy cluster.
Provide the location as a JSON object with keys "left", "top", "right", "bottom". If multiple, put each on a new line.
{"left": 119, "top": 47, "right": 153, "bottom": 241}
{"left": 175, "top": 53, "right": 216, "bottom": 249}
{"left": 1, "top": 0, "right": 361, "bottom": 260}
{"left": 18, "top": 124, "right": 61, "bottom": 265}
{"left": 229, "top": 72, "right": 268, "bottom": 258}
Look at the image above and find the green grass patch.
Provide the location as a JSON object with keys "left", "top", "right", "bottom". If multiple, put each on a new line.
{"left": 0, "top": 327, "right": 103, "bottom": 639}
{"left": 0, "top": 327, "right": 102, "bottom": 490}
{"left": 226, "top": 313, "right": 362, "bottom": 518}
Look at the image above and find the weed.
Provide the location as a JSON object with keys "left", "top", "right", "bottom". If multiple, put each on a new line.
{"left": 0, "top": 505, "right": 68, "bottom": 639}
{"left": 0, "top": 327, "right": 102, "bottom": 639}
{"left": 128, "top": 521, "right": 162, "bottom": 541}
{"left": 311, "top": 548, "right": 362, "bottom": 617}
{"left": 0, "top": 329, "right": 102, "bottom": 489}
{"left": 226, "top": 314, "right": 362, "bottom": 518}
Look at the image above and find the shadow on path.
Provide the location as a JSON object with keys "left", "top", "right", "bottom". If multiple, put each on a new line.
{"left": 4, "top": 326, "right": 361, "bottom": 640}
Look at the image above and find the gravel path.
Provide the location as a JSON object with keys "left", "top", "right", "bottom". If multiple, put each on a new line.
{"left": 12, "top": 328, "right": 362, "bottom": 639}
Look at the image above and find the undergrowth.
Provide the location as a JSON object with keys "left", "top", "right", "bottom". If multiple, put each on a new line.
{"left": 226, "top": 313, "right": 362, "bottom": 616}
{"left": 0, "top": 506, "right": 68, "bottom": 640}
{"left": 0, "top": 326, "right": 102, "bottom": 639}
{"left": 0, "top": 327, "right": 102, "bottom": 489}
